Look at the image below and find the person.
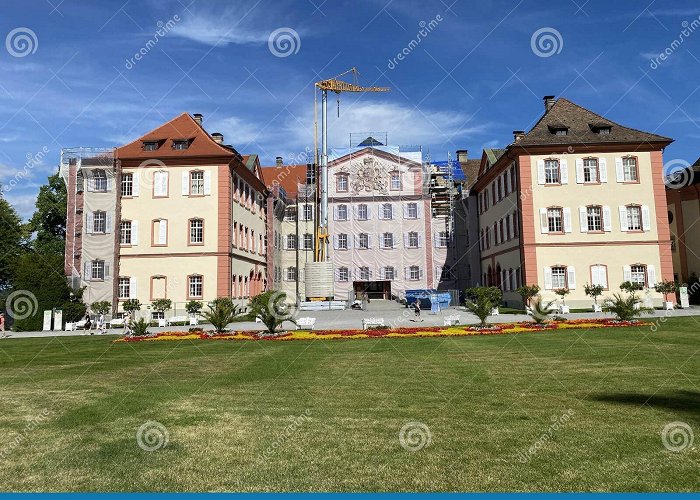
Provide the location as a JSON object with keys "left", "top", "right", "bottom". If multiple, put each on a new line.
{"left": 0, "top": 312, "right": 6, "bottom": 339}
{"left": 123, "top": 312, "right": 132, "bottom": 336}
{"left": 413, "top": 299, "right": 423, "bottom": 322}
{"left": 84, "top": 312, "right": 92, "bottom": 335}
{"left": 97, "top": 313, "right": 106, "bottom": 335}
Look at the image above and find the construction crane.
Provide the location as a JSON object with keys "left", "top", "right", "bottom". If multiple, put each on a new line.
{"left": 313, "top": 67, "right": 390, "bottom": 262}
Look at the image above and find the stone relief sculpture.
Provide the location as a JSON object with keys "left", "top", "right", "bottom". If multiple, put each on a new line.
{"left": 349, "top": 156, "right": 388, "bottom": 194}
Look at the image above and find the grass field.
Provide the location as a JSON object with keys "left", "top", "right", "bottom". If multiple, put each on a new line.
{"left": 0, "top": 318, "right": 698, "bottom": 492}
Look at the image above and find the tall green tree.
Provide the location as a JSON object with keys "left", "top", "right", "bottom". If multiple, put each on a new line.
{"left": 0, "top": 191, "right": 27, "bottom": 292}
{"left": 27, "top": 172, "right": 66, "bottom": 255}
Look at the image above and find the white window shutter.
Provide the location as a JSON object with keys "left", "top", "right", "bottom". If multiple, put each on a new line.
{"left": 106, "top": 176, "right": 113, "bottom": 192}
{"left": 418, "top": 234, "right": 423, "bottom": 248}
{"left": 540, "top": 207, "right": 549, "bottom": 234}
{"left": 352, "top": 206, "right": 358, "bottom": 219}
{"left": 642, "top": 205, "right": 651, "bottom": 231}
{"left": 379, "top": 235, "right": 385, "bottom": 249}
{"left": 599, "top": 158, "right": 608, "bottom": 182}
{"left": 416, "top": 203, "right": 422, "bottom": 219}
{"left": 603, "top": 206, "right": 612, "bottom": 232}
{"left": 619, "top": 206, "right": 629, "bottom": 231}
{"left": 131, "top": 220, "right": 139, "bottom": 245}
{"left": 600, "top": 266, "right": 608, "bottom": 288}
{"left": 106, "top": 213, "right": 113, "bottom": 233}
{"left": 575, "top": 159, "right": 584, "bottom": 183}
{"left": 647, "top": 265, "right": 656, "bottom": 286}
{"left": 623, "top": 265, "right": 632, "bottom": 283}
{"left": 154, "top": 172, "right": 163, "bottom": 196}
{"left": 402, "top": 204, "right": 408, "bottom": 218}
{"left": 284, "top": 236, "right": 289, "bottom": 250}
{"left": 86, "top": 212, "right": 94, "bottom": 234}
{"left": 563, "top": 207, "right": 572, "bottom": 233}
{"left": 203, "top": 170, "right": 211, "bottom": 195}
{"left": 591, "top": 265, "right": 600, "bottom": 287}
{"left": 419, "top": 268, "right": 424, "bottom": 279}
{"left": 129, "top": 277, "right": 137, "bottom": 298}
{"left": 560, "top": 159, "right": 569, "bottom": 184}
{"left": 367, "top": 206, "right": 372, "bottom": 219}
{"left": 404, "top": 267, "right": 410, "bottom": 280}
{"left": 84, "top": 260, "right": 91, "bottom": 278}
{"left": 544, "top": 267, "right": 553, "bottom": 290}
{"left": 334, "top": 268, "right": 340, "bottom": 281}
{"left": 368, "top": 234, "right": 373, "bottom": 248}
{"left": 85, "top": 170, "right": 94, "bottom": 192}
{"left": 132, "top": 173, "right": 140, "bottom": 196}
{"left": 182, "top": 171, "right": 189, "bottom": 195}
{"left": 579, "top": 207, "right": 588, "bottom": 233}
{"left": 615, "top": 158, "right": 624, "bottom": 182}
{"left": 567, "top": 266, "right": 576, "bottom": 289}
{"left": 104, "top": 263, "right": 110, "bottom": 280}
{"left": 403, "top": 233, "right": 409, "bottom": 247}
{"left": 537, "top": 160, "right": 546, "bottom": 185}
{"left": 333, "top": 206, "right": 338, "bottom": 221}
{"left": 158, "top": 220, "right": 167, "bottom": 244}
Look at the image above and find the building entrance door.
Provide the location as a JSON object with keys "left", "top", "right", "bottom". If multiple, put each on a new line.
{"left": 353, "top": 281, "right": 391, "bottom": 300}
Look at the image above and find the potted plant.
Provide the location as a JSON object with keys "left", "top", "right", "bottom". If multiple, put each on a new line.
{"left": 654, "top": 280, "right": 676, "bottom": 310}
{"left": 516, "top": 284, "right": 540, "bottom": 312}
{"left": 554, "top": 288, "right": 570, "bottom": 313}
{"left": 185, "top": 300, "right": 203, "bottom": 325}
{"left": 620, "top": 281, "right": 644, "bottom": 310}
{"left": 151, "top": 298, "right": 172, "bottom": 327}
{"left": 584, "top": 283, "right": 604, "bottom": 312}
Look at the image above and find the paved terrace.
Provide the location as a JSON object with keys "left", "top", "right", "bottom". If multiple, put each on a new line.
{"left": 4, "top": 300, "right": 700, "bottom": 339}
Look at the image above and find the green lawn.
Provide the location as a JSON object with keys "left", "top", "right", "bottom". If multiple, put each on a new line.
{"left": 0, "top": 318, "right": 698, "bottom": 492}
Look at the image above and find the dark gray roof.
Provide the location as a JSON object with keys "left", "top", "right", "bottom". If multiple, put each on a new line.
{"left": 518, "top": 98, "right": 672, "bottom": 147}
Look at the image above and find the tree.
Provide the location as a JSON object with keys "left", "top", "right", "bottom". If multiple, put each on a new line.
{"left": 202, "top": 297, "right": 240, "bottom": 333}
{"left": 554, "top": 287, "right": 570, "bottom": 306}
{"left": 248, "top": 291, "right": 295, "bottom": 334}
{"left": 90, "top": 300, "right": 111, "bottom": 315}
{"left": 0, "top": 193, "right": 27, "bottom": 293}
{"left": 122, "top": 299, "right": 141, "bottom": 313}
{"left": 464, "top": 286, "right": 502, "bottom": 327}
{"left": 584, "top": 283, "right": 604, "bottom": 305}
{"left": 516, "top": 285, "right": 540, "bottom": 308}
{"left": 151, "top": 298, "right": 172, "bottom": 315}
{"left": 27, "top": 172, "right": 67, "bottom": 255}
{"left": 620, "top": 281, "right": 643, "bottom": 294}
{"left": 654, "top": 280, "right": 676, "bottom": 304}
{"left": 185, "top": 300, "right": 203, "bottom": 316}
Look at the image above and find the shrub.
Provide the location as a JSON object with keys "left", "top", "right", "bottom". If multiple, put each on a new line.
{"left": 584, "top": 283, "right": 604, "bottom": 305}
{"left": 603, "top": 293, "right": 653, "bottom": 321}
{"left": 61, "top": 301, "right": 87, "bottom": 323}
{"left": 249, "top": 291, "right": 296, "bottom": 334}
{"left": 516, "top": 284, "right": 540, "bottom": 307}
{"left": 554, "top": 288, "right": 570, "bottom": 306}
{"left": 654, "top": 280, "right": 676, "bottom": 304}
{"left": 122, "top": 299, "right": 141, "bottom": 313}
{"left": 620, "top": 281, "right": 643, "bottom": 294}
{"left": 90, "top": 300, "right": 111, "bottom": 315}
{"left": 530, "top": 296, "right": 555, "bottom": 325}
{"left": 464, "top": 286, "right": 502, "bottom": 327}
{"left": 201, "top": 297, "right": 240, "bottom": 333}
{"left": 151, "top": 298, "right": 172, "bottom": 314}
{"left": 185, "top": 300, "right": 203, "bottom": 316}
{"left": 131, "top": 317, "right": 149, "bottom": 336}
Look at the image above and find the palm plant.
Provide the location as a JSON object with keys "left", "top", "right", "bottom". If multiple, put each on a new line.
{"left": 530, "top": 296, "right": 555, "bottom": 325}
{"left": 464, "top": 286, "right": 502, "bottom": 327}
{"left": 249, "top": 291, "right": 295, "bottom": 334}
{"left": 201, "top": 297, "right": 240, "bottom": 333}
{"left": 131, "top": 317, "right": 149, "bottom": 336}
{"left": 603, "top": 293, "right": 653, "bottom": 321}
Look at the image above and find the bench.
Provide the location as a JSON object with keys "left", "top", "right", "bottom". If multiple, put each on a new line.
{"left": 490, "top": 307, "right": 500, "bottom": 316}
{"left": 167, "top": 315, "right": 187, "bottom": 326}
{"left": 362, "top": 317, "right": 385, "bottom": 330}
{"left": 443, "top": 314, "right": 460, "bottom": 326}
{"left": 109, "top": 317, "right": 125, "bottom": 328}
{"left": 189, "top": 316, "right": 199, "bottom": 326}
{"left": 296, "top": 317, "right": 316, "bottom": 330}
{"left": 255, "top": 316, "right": 263, "bottom": 323}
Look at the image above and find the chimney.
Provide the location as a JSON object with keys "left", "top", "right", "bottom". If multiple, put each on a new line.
{"left": 513, "top": 130, "right": 525, "bottom": 143}
{"left": 456, "top": 150, "right": 468, "bottom": 163}
{"left": 276, "top": 156, "right": 283, "bottom": 167}
{"left": 211, "top": 132, "right": 224, "bottom": 144}
{"left": 193, "top": 113, "right": 203, "bottom": 126}
{"left": 543, "top": 95, "right": 556, "bottom": 113}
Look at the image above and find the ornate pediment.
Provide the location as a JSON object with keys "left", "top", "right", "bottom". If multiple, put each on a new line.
{"left": 348, "top": 155, "right": 388, "bottom": 195}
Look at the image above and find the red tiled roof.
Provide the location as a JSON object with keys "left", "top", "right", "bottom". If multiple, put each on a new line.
{"left": 261, "top": 165, "right": 308, "bottom": 196}
{"left": 115, "top": 113, "right": 237, "bottom": 159}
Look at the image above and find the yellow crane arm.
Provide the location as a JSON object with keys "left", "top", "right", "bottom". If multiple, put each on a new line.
{"left": 315, "top": 79, "right": 390, "bottom": 93}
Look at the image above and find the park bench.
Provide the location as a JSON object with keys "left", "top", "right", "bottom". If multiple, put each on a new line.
{"left": 443, "top": 314, "right": 460, "bottom": 326}
{"left": 167, "top": 315, "right": 187, "bottom": 326}
{"left": 490, "top": 307, "right": 500, "bottom": 316}
{"left": 296, "top": 317, "right": 316, "bottom": 330}
{"left": 109, "top": 317, "right": 125, "bottom": 328}
{"left": 362, "top": 317, "right": 385, "bottom": 330}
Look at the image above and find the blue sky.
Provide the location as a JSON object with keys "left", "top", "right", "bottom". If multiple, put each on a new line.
{"left": 1, "top": 0, "right": 699, "bottom": 219}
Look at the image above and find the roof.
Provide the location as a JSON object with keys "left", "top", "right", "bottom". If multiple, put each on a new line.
{"left": 261, "top": 164, "right": 309, "bottom": 196}
{"left": 518, "top": 98, "right": 673, "bottom": 147}
{"left": 357, "top": 136, "right": 384, "bottom": 146}
{"left": 485, "top": 148, "right": 506, "bottom": 166}
{"left": 115, "top": 113, "right": 238, "bottom": 159}
{"left": 461, "top": 159, "right": 481, "bottom": 188}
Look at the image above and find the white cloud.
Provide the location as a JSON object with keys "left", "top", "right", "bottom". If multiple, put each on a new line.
{"left": 2, "top": 191, "right": 36, "bottom": 220}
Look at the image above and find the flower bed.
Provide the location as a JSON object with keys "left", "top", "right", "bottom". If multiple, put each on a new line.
{"left": 113, "top": 318, "right": 649, "bottom": 343}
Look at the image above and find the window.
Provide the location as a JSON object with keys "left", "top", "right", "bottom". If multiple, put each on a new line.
{"left": 93, "top": 211, "right": 106, "bottom": 233}
{"left": 338, "top": 233, "right": 348, "bottom": 250}
{"left": 409, "top": 265, "right": 420, "bottom": 281}
{"left": 545, "top": 160, "right": 560, "bottom": 184}
{"left": 627, "top": 206, "right": 642, "bottom": 231}
{"left": 188, "top": 275, "right": 203, "bottom": 298}
{"left": 406, "top": 202, "right": 418, "bottom": 219}
{"left": 190, "top": 171, "right": 204, "bottom": 195}
{"left": 630, "top": 265, "right": 646, "bottom": 287}
{"left": 590, "top": 264, "right": 608, "bottom": 289}
{"left": 407, "top": 231, "right": 419, "bottom": 248}
{"left": 357, "top": 204, "right": 368, "bottom": 220}
{"left": 302, "top": 204, "right": 313, "bottom": 221}
{"left": 120, "top": 221, "right": 132, "bottom": 245}
{"left": 143, "top": 141, "right": 159, "bottom": 151}
{"left": 118, "top": 277, "right": 130, "bottom": 299}
{"left": 306, "top": 163, "right": 316, "bottom": 184}
{"left": 547, "top": 208, "right": 563, "bottom": 233}
{"left": 284, "top": 206, "right": 296, "bottom": 221}
{"left": 337, "top": 175, "right": 348, "bottom": 192}
{"left": 551, "top": 266, "right": 567, "bottom": 289}
{"left": 359, "top": 267, "right": 370, "bottom": 281}
{"left": 93, "top": 169, "right": 107, "bottom": 191}
{"left": 303, "top": 233, "right": 313, "bottom": 250}
{"left": 382, "top": 232, "right": 394, "bottom": 249}
{"left": 583, "top": 158, "right": 598, "bottom": 183}
{"left": 121, "top": 173, "right": 133, "bottom": 196}
{"left": 286, "top": 234, "right": 297, "bottom": 250}
{"left": 173, "top": 140, "right": 189, "bottom": 150}
{"left": 337, "top": 204, "right": 348, "bottom": 221}
{"left": 189, "top": 219, "right": 203, "bottom": 244}
{"left": 383, "top": 266, "right": 395, "bottom": 280}
{"left": 554, "top": 128, "right": 568, "bottom": 136}
{"left": 390, "top": 171, "right": 401, "bottom": 190}
{"left": 338, "top": 267, "right": 349, "bottom": 282}
{"left": 597, "top": 127, "right": 611, "bottom": 135}
{"left": 286, "top": 267, "right": 297, "bottom": 281}
{"left": 358, "top": 233, "right": 369, "bottom": 249}
{"left": 381, "top": 203, "right": 393, "bottom": 220}
{"left": 623, "top": 157, "right": 638, "bottom": 182}
{"left": 587, "top": 206, "right": 602, "bottom": 232}
{"left": 437, "top": 231, "right": 449, "bottom": 248}
{"left": 91, "top": 260, "right": 105, "bottom": 280}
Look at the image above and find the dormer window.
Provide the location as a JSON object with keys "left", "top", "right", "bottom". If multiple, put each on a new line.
{"left": 172, "top": 139, "right": 190, "bottom": 150}
{"left": 555, "top": 128, "right": 567, "bottom": 136}
{"left": 143, "top": 141, "right": 159, "bottom": 151}
{"left": 590, "top": 123, "right": 612, "bottom": 135}
{"left": 548, "top": 123, "right": 568, "bottom": 136}
{"left": 597, "top": 127, "right": 611, "bottom": 135}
